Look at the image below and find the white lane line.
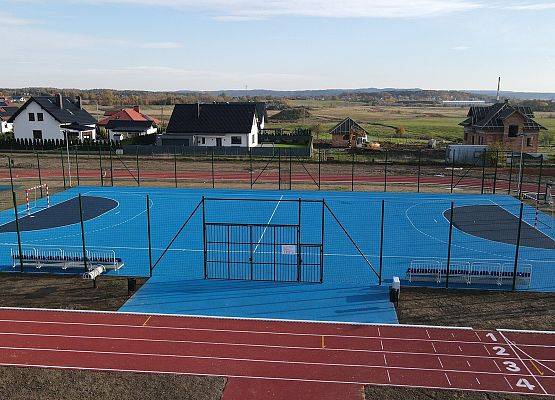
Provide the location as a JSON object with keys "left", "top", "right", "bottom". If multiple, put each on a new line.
{"left": 431, "top": 342, "right": 437, "bottom": 353}
{"left": 493, "top": 360, "right": 502, "bottom": 372}
{"left": 504, "top": 376, "right": 514, "bottom": 390}
{"left": 0, "top": 345, "right": 551, "bottom": 378}
{"left": 386, "top": 370, "right": 391, "bottom": 383}
{"left": 1, "top": 331, "right": 551, "bottom": 363}
{"left": 444, "top": 373, "right": 452, "bottom": 386}
{"left": 498, "top": 331, "right": 548, "bottom": 395}
{"left": 253, "top": 195, "right": 283, "bottom": 254}
{"left": 475, "top": 377, "right": 480, "bottom": 385}
{"left": 383, "top": 353, "right": 388, "bottom": 366}
{"left": 437, "top": 356, "right": 444, "bottom": 369}
{"left": 426, "top": 329, "right": 431, "bottom": 339}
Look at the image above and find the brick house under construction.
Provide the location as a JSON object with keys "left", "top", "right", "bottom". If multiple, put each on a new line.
{"left": 459, "top": 100, "right": 546, "bottom": 153}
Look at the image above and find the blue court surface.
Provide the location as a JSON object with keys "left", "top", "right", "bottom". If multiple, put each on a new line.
{"left": 0, "top": 186, "right": 553, "bottom": 324}
{"left": 0, "top": 186, "right": 11, "bottom": 192}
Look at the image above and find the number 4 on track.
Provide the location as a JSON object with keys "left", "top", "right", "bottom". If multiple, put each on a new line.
{"left": 516, "top": 378, "right": 535, "bottom": 391}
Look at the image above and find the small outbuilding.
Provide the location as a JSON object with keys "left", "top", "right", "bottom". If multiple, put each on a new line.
{"left": 329, "top": 118, "right": 368, "bottom": 148}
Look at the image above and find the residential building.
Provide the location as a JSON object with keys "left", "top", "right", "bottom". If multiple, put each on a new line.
{"left": 0, "top": 106, "right": 18, "bottom": 134}
{"left": 329, "top": 118, "right": 368, "bottom": 147}
{"left": 459, "top": 100, "right": 546, "bottom": 152}
{"left": 8, "top": 94, "right": 97, "bottom": 141}
{"left": 98, "top": 106, "right": 158, "bottom": 141}
{"left": 160, "top": 102, "right": 265, "bottom": 147}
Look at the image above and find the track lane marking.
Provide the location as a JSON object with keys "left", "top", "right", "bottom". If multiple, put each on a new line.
{"left": 142, "top": 316, "right": 152, "bottom": 326}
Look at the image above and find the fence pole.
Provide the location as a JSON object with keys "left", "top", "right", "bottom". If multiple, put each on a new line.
{"left": 320, "top": 199, "right": 325, "bottom": 284}
{"left": 417, "top": 150, "right": 421, "bottom": 193}
{"left": 318, "top": 149, "right": 321, "bottom": 190}
{"left": 512, "top": 202, "right": 524, "bottom": 291}
{"left": 136, "top": 148, "right": 140, "bottom": 187}
{"left": 450, "top": 149, "right": 455, "bottom": 194}
{"left": 74, "top": 146, "right": 80, "bottom": 186}
{"left": 109, "top": 145, "right": 114, "bottom": 186}
{"left": 446, "top": 202, "right": 454, "bottom": 288}
{"left": 146, "top": 195, "right": 153, "bottom": 277}
{"left": 379, "top": 199, "right": 385, "bottom": 285}
{"left": 351, "top": 153, "right": 355, "bottom": 192}
{"left": 78, "top": 194, "right": 87, "bottom": 272}
{"left": 384, "top": 150, "right": 388, "bottom": 192}
{"left": 249, "top": 151, "right": 253, "bottom": 189}
{"left": 173, "top": 146, "right": 178, "bottom": 188}
{"left": 508, "top": 152, "right": 514, "bottom": 195}
{"left": 211, "top": 148, "right": 215, "bottom": 189}
{"left": 480, "top": 149, "right": 486, "bottom": 195}
{"left": 297, "top": 198, "right": 302, "bottom": 282}
{"left": 518, "top": 154, "right": 525, "bottom": 199}
{"left": 99, "top": 144, "right": 104, "bottom": 187}
{"left": 60, "top": 148, "right": 66, "bottom": 189}
{"left": 493, "top": 150, "right": 499, "bottom": 194}
{"left": 278, "top": 149, "right": 282, "bottom": 190}
{"left": 12, "top": 191, "right": 24, "bottom": 272}
{"left": 202, "top": 196, "right": 207, "bottom": 279}
{"left": 289, "top": 151, "right": 292, "bottom": 190}
{"left": 36, "top": 152, "right": 43, "bottom": 197}
{"left": 8, "top": 156, "right": 14, "bottom": 193}
{"left": 537, "top": 155, "right": 543, "bottom": 197}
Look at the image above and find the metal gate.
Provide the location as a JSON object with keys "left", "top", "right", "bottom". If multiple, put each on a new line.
{"left": 203, "top": 201, "right": 324, "bottom": 283}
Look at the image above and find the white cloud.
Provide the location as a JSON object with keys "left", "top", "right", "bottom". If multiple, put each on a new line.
{"left": 0, "top": 11, "right": 33, "bottom": 25}
{"left": 55, "top": 0, "right": 484, "bottom": 19}
{"left": 505, "top": 2, "right": 555, "bottom": 10}
{"left": 451, "top": 46, "right": 470, "bottom": 51}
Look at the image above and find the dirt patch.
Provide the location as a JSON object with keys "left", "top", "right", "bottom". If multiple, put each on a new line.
{"left": 0, "top": 367, "right": 226, "bottom": 400}
{"left": 365, "top": 386, "right": 544, "bottom": 400}
{"left": 0, "top": 274, "right": 146, "bottom": 311}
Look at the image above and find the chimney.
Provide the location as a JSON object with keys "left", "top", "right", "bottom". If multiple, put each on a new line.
{"left": 133, "top": 105, "right": 140, "bottom": 113}
{"left": 55, "top": 93, "right": 63, "bottom": 109}
{"left": 197, "top": 102, "right": 200, "bottom": 118}
{"left": 77, "top": 96, "right": 83, "bottom": 109}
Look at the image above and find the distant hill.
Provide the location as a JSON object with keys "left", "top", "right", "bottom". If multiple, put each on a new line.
{"left": 467, "top": 90, "right": 555, "bottom": 101}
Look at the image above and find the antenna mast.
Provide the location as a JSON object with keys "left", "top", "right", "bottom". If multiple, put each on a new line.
{"left": 496, "top": 77, "right": 501, "bottom": 102}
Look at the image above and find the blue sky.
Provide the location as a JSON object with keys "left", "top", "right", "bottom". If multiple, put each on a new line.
{"left": 1, "top": 0, "right": 554, "bottom": 92}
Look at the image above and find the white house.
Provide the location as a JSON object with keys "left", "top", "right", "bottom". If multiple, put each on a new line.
{"left": 159, "top": 102, "right": 266, "bottom": 148}
{"left": 9, "top": 94, "right": 97, "bottom": 141}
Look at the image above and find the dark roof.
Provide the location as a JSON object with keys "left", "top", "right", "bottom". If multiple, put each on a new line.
{"left": 8, "top": 96, "right": 96, "bottom": 125}
{"left": 328, "top": 118, "right": 368, "bottom": 135}
{"left": 61, "top": 122, "right": 95, "bottom": 132}
{"left": 460, "top": 102, "right": 546, "bottom": 132}
{"left": 166, "top": 103, "right": 258, "bottom": 135}
{"left": 0, "top": 106, "right": 19, "bottom": 121}
{"left": 105, "top": 119, "right": 156, "bottom": 132}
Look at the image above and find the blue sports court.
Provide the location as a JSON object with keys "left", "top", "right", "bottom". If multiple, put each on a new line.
{"left": 0, "top": 186, "right": 553, "bottom": 324}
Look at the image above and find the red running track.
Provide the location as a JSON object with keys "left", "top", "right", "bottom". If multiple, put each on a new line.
{"left": 0, "top": 309, "right": 553, "bottom": 399}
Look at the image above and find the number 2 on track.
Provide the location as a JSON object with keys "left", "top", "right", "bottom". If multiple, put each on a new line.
{"left": 493, "top": 346, "right": 510, "bottom": 356}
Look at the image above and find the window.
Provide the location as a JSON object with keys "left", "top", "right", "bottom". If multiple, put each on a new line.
{"left": 28, "top": 113, "right": 35, "bottom": 121}
{"left": 32, "top": 130, "right": 42, "bottom": 140}
{"left": 200, "top": 137, "right": 205, "bottom": 145}
{"left": 37, "top": 113, "right": 44, "bottom": 121}
{"left": 231, "top": 136, "right": 242, "bottom": 145}
{"left": 527, "top": 137, "right": 532, "bottom": 147}
{"left": 508, "top": 125, "right": 519, "bottom": 137}
{"left": 471, "top": 135, "right": 475, "bottom": 145}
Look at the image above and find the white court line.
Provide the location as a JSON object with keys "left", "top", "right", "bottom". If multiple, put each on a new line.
{"left": 0, "top": 362, "right": 552, "bottom": 398}
{"left": 0, "top": 331, "right": 551, "bottom": 363}
{"left": 0, "top": 344, "right": 552, "bottom": 379}
{"left": 253, "top": 194, "right": 283, "bottom": 254}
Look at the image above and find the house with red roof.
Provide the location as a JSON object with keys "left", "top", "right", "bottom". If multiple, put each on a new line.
{"left": 98, "top": 106, "right": 159, "bottom": 141}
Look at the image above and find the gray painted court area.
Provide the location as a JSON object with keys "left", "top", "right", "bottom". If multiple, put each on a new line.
{"left": 444, "top": 204, "right": 555, "bottom": 250}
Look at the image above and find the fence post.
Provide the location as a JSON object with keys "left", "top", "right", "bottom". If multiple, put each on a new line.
{"left": 480, "top": 149, "right": 486, "bottom": 195}
{"left": 78, "top": 194, "right": 87, "bottom": 272}
{"left": 318, "top": 149, "right": 321, "bottom": 190}
{"left": 202, "top": 196, "right": 207, "bottom": 279}
{"left": 320, "top": 199, "right": 325, "bottom": 283}
{"left": 249, "top": 151, "right": 253, "bottom": 189}
{"left": 508, "top": 152, "right": 514, "bottom": 195}
{"left": 450, "top": 149, "right": 455, "bottom": 194}
{"left": 493, "top": 150, "right": 499, "bottom": 194}
{"left": 36, "top": 152, "right": 43, "bottom": 197}
{"left": 289, "top": 151, "right": 292, "bottom": 190}
{"left": 297, "top": 198, "right": 302, "bottom": 282}
{"left": 12, "top": 191, "right": 24, "bottom": 272}
{"left": 384, "top": 150, "right": 388, "bottom": 192}
{"left": 417, "top": 150, "right": 421, "bottom": 193}
{"left": 109, "top": 145, "right": 114, "bottom": 186}
{"left": 136, "top": 147, "right": 140, "bottom": 187}
{"left": 278, "top": 149, "right": 282, "bottom": 190}
{"left": 351, "top": 153, "right": 355, "bottom": 192}
{"left": 537, "top": 155, "right": 543, "bottom": 198}
{"left": 173, "top": 146, "right": 178, "bottom": 188}
{"left": 146, "top": 195, "right": 153, "bottom": 277}
{"left": 60, "top": 148, "right": 66, "bottom": 189}
{"left": 379, "top": 199, "right": 385, "bottom": 285}
{"left": 99, "top": 144, "right": 104, "bottom": 187}
{"left": 8, "top": 156, "right": 14, "bottom": 193}
{"left": 512, "top": 202, "right": 524, "bottom": 291}
{"left": 211, "top": 148, "right": 215, "bottom": 189}
{"left": 75, "top": 145, "right": 80, "bottom": 186}
{"left": 446, "top": 202, "right": 454, "bottom": 288}
{"left": 518, "top": 154, "right": 526, "bottom": 199}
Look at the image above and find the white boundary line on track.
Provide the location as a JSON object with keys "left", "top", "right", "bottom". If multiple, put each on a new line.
{"left": 499, "top": 329, "right": 555, "bottom": 335}
{"left": 0, "top": 306, "right": 473, "bottom": 330}
{"left": 0, "top": 362, "right": 552, "bottom": 397}
{"left": 0, "top": 344, "right": 553, "bottom": 379}
{"left": 0, "top": 331, "right": 552, "bottom": 363}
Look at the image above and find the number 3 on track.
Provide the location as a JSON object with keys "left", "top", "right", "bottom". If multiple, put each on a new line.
{"left": 503, "top": 361, "right": 520, "bottom": 372}
{"left": 516, "top": 378, "right": 535, "bottom": 391}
